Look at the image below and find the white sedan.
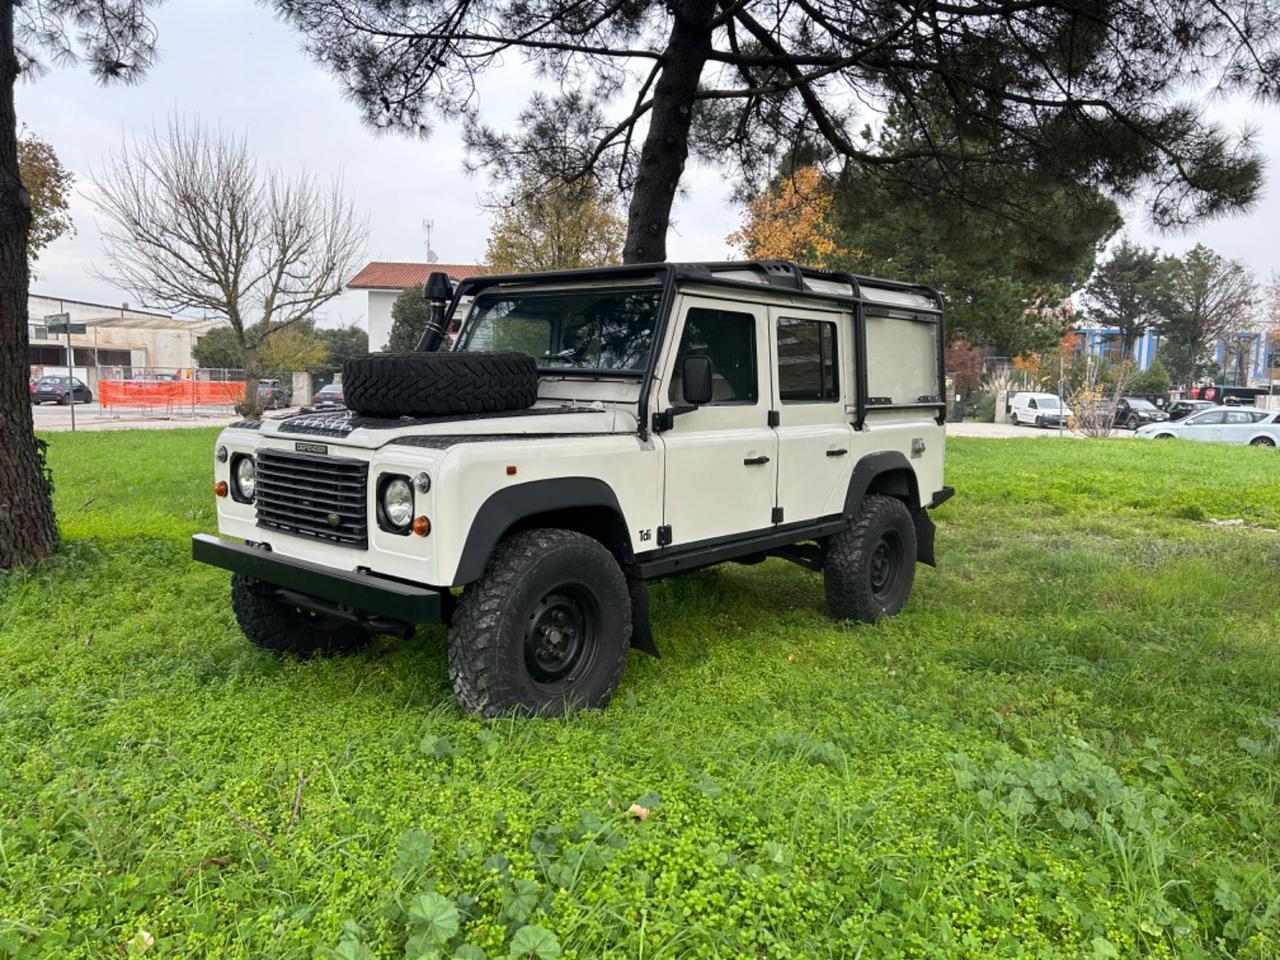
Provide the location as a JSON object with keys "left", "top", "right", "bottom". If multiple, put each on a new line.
{"left": 1135, "top": 406, "right": 1280, "bottom": 447}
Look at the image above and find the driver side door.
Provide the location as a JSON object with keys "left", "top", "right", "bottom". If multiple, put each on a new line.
{"left": 657, "top": 297, "right": 778, "bottom": 547}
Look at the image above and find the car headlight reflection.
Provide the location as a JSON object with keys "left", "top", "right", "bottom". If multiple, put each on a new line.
{"left": 232, "top": 455, "right": 256, "bottom": 502}
{"left": 380, "top": 476, "right": 414, "bottom": 532}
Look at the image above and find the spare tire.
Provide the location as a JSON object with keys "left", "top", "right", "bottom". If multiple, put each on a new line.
{"left": 342, "top": 351, "right": 538, "bottom": 418}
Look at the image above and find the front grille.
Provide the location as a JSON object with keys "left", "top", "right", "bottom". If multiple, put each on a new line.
{"left": 254, "top": 449, "right": 369, "bottom": 547}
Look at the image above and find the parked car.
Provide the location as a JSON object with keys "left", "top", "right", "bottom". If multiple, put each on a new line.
{"left": 1114, "top": 397, "right": 1168, "bottom": 430}
{"left": 257, "top": 379, "right": 292, "bottom": 409}
{"left": 195, "top": 260, "right": 953, "bottom": 717}
{"left": 1136, "top": 406, "right": 1280, "bottom": 447}
{"left": 30, "top": 375, "right": 93, "bottom": 405}
{"left": 1166, "top": 399, "right": 1215, "bottom": 421}
{"left": 311, "top": 383, "right": 345, "bottom": 411}
{"left": 1010, "top": 392, "right": 1072, "bottom": 427}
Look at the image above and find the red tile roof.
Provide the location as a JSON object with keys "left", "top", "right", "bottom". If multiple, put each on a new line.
{"left": 347, "top": 261, "right": 489, "bottom": 290}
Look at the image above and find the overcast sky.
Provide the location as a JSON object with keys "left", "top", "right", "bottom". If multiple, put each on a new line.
{"left": 20, "top": 0, "right": 1280, "bottom": 327}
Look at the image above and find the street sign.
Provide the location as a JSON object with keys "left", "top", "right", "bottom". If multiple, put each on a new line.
{"left": 46, "top": 322, "right": 87, "bottom": 334}
{"left": 43, "top": 313, "right": 85, "bottom": 430}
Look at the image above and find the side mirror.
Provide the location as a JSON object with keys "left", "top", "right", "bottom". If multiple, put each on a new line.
{"left": 682, "top": 355, "right": 713, "bottom": 406}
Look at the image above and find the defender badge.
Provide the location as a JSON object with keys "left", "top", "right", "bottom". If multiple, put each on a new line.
{"left": 295, "top": 441, "right": 328, "bottom": 455}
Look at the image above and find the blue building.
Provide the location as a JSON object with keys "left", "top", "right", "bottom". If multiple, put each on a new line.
{"left": 1074, "top": 324, "right": 1277, "bottom": 387}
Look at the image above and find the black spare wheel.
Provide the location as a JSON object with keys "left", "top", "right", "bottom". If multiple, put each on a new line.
{"left": 231, "top": 573, "right": 370, "bottom": 656}
{"left": 823, "top": 494, "right": 918, "bottom": 623}
{"left": 342, "top": 351, "right": 538, "bottom": 418}
{"left": 447, "top": 528, "right": 632, "bottom": 717}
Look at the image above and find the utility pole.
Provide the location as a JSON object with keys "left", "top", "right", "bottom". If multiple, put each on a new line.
{"left": 45, "top": 313, "right": 86, "bottom": 431}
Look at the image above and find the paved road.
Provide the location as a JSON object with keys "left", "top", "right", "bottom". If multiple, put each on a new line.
{"left": 31, "top": 401, "right": 301, "bottom": 432}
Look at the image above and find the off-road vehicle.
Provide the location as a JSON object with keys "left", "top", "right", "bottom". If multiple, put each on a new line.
{"left": 194, "top": 260, "right": 954, "bottom": 716}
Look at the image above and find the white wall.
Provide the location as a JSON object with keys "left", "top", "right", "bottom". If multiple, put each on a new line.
{"left": 366, "top": 289, "right": 399, "bottom": 351}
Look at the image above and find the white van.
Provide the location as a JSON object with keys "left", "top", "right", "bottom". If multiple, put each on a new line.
{"left": 1010, "top": 392, "right": 1071, "bottom": 428}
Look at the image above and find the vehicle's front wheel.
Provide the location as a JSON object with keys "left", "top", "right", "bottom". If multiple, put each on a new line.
{"left": 823, "top": 495, "right": 917, "bottom": 624}
{"left": 1127, "top": 415, "right": 1140, "bottom": 430}
{"left": 448, "top": 529, "right": 631, "bottom": 717}
{"left": 1035, "top": 415, "right": 1044, "bottom": 428}
{"left": 231, "top": 574, "right": 370, "bottom": 656}
{"left": 1250, "top": 436, "right": 1276, "bottom": 447}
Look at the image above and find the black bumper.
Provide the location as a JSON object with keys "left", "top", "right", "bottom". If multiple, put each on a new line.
{"left": 192, "top": 534, "right": 444, "bottom": 624}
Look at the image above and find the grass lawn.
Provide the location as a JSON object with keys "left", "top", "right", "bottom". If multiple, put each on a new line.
{"left": 1, "top": 431, "right": 1279, "bottom": 959}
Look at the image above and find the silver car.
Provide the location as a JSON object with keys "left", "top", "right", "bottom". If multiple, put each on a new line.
{"left": 1136, "top": 405, "right": 1280, "bottom": 447}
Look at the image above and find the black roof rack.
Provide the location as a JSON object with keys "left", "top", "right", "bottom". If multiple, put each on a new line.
{"left": 454, "top": 260, "right": 942, "bottom": 311}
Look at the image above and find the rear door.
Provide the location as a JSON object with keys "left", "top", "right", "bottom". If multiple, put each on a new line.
{"left": 1181, "top": 410, "right": 1226, "bottom": 442}
{"left": 658, "top": 297, "right": 778, "bottom": 546}
{"left": 769, "top": 307, "right": 853, "bottom": 523}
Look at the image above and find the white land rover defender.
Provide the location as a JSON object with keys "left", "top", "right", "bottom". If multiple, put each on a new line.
{"left": 194, "top": 260, "right": 953, "bottom": 716}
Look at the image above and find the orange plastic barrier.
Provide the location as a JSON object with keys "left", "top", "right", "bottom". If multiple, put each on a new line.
{"left": 99, "top": 379, "right": 246, "bottom": 408}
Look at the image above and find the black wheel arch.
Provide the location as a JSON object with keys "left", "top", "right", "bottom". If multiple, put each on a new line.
{"left": 452, "top": 477, "right": 633, "bottom": 587}
{"left": 843, "top": 451, "right": 936, "bottom": 566}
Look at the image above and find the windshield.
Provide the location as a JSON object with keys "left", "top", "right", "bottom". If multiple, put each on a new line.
{"left": 459, "top": 287, "right": 661, "bottom": 374}
{"left": 1127, "top": 399, "right": 1158, "bottom": 411}
{"left": 1036, "top": 396, "right": 1062, "bottom": 409}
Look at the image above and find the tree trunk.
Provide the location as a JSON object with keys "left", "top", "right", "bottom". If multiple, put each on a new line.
{"left": 240, "top": 340, "right": 264, "bottom": 418}
{"left": 622, "top": 0, "right": 716, "bottom": 264}
{"left": 0, "top": 0, "right": 58, "bottom": 570}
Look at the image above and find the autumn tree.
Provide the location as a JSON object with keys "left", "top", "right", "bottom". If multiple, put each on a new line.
{"left": 1156, "top": 245, "right": 1257, "bottom": 388}
{"left": 2, "top": 1, "right": 161, "bottom": 570}
{"left": 18, "top": 130, "right": 73, "bottom": 264}
{"left": 92, "top": 120, "right": 366, "bottom": 417}
{"left": 276, "top": 0, "right": 1278, "bottom": 265}
{"left": 1083, "top": 240, "right": 1164, "bottom": 360}
{"left": 486, "top": 178, "right": 625, "bottom": 273}
{"left": 728, "top": 166, "right": 839, "bottom": 267}
{"left": 260, "top": 320, "right": 330, "bottom": 373}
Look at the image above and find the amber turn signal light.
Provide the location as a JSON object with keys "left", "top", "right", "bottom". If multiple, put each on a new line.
{"left": 412, "top": 515, "right": 431, "bottom": 537}
{"left": 213, "top": 480, "right": 229, "bottom": 497}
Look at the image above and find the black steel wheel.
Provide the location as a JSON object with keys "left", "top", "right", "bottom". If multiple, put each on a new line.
{"left": 448, "top": 528, "right": 631, "bottom": 717}
{"left": 823, "top": 494, "right": 917, "bottom": 623}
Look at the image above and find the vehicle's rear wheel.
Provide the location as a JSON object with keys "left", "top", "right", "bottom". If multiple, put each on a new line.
{"left": 448, "top": 529, "right": 631, "bottom": 717}
{"left": 823, "top": 495, "right": 917, "bottom": 623}
{"left": 59, "top": 394, "right": 71, "bottom": 405}
{"left": 1250, "top": 436, "right": 1276, "bottom": 447}
{"left": 1011, "top": 412, "right": 1020, "bottom": 426}
{"left": 231, "top": 574, "right": 370, "bottom": 656}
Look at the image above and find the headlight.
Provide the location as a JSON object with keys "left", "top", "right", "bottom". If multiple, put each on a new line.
{"left": 380, "top": 476, "right": 414, "bottom": 532}
{"left": 232, "top": 455, "right": 256, "bottom": 501}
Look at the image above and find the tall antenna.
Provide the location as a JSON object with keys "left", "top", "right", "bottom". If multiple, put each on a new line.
{"left": 422, "top": 219, "right": 438, "bottom": 263}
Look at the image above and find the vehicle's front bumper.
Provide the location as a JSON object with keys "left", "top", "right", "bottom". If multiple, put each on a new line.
{"left": 192, "top": 534, "right": 444, "bottom": 624}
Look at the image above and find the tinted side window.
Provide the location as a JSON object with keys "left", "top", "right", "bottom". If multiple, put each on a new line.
{"left": 1226, "top": 411, "right": 1253, "bottom": 424}
{"left": 670, "top": 307, "right": 757, "bottom": 404}
{"left": 777, "top": 318, "right": 838, "bottom": 402}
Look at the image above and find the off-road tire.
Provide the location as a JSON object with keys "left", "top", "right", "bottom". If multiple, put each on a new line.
{"left": 1250, "top": 436, "right": 1276, "bottom": 447}
{"left": 823, "top": 494, "right": 917, "bottom": 623}
{"left": 231, "top": 574, "right": 370, "bottom": 656}
{"left": 448, "top": 529, "right": 631, "bottom": 717}
{"left": 342, "top": 351, "right": 538, "bottom": 418}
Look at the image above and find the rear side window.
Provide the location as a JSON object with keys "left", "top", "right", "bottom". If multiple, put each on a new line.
{"left": 776, "top": 318, "right": 838, "bottom": 402}
{"left": 669, "top": 307, "right": 758, "bottom": 404}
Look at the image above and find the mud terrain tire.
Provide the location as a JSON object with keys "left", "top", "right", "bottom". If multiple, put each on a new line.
{"left": 823, "top": 494, "right": 917, "bottom": 623}
{"left": 448, "top": 529, "right": 631, "bottom": 718}
{"left": 342, "top": 352, "right": 538, "bottom": 418}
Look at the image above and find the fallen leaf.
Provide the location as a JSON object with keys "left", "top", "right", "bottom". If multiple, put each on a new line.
{"left": 787, "top": 652, "right": 797, "bottom": 663}
{"left": 627, "top": 803, "right": 649, "bottom": 821}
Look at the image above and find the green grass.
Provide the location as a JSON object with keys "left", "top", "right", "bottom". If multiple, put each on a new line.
{"left": 2, "top": 431, "right": 1279, "bottom": 959}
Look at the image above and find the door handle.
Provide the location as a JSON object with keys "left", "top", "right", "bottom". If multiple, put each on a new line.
{"left": 743, "top": 455, "right": 770, "bottom": 466}
{"left": 826, "top": 448, "right": 848, "bottom": 457}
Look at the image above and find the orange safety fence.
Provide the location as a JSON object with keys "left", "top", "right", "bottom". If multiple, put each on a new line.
{"left": 99, "top": 379, "right": 246, "bottom": 408}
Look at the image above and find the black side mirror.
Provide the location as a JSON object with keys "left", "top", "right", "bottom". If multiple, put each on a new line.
{"left": 682, "top": 355, "right": 713, "bottom": 406}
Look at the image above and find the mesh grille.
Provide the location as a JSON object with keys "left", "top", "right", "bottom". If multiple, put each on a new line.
{"left": 255, "top": 449, "right": 369, "bottom": 547}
